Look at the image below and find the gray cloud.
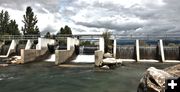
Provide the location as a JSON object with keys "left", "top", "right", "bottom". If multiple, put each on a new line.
{"left": 0, "top": 0, "right": 180, "bottom": 35}
{"left": 41, "top": 25, "right": 57, "bottom": 35}
{"left": 76, "top": 21, "right": 143, "bottom": 32}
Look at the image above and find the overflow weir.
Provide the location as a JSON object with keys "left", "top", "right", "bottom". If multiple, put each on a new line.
{"left": 0, "top": 35, "right": 55, "bottom": 64}
{"left": 1, "top": 34, "right": 180, "bottom": 66}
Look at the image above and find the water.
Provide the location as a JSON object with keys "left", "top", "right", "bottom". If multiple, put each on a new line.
{"left": 44, "top": 54, "right": 55, "bottom": 62}
{"left": 0, "top": 62, "right": 178, "bottom": 92}
{"left": 71, "top": 55, "right": 95, "bottom": 63}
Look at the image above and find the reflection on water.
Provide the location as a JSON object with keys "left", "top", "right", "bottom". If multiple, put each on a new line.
{"left": 0, "top": 62, "right": 178, "bottom": 92}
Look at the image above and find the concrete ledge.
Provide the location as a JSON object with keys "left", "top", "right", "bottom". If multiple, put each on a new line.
{"left": 55, "top": 47, "right": 74, "bottom": 65}
{"left": 164, "top": 60, "right": 180, "bottom": 63}
{"left": 138, "top": 59, "right": 159, "bottom": 62}
{"left": 119, "top": 59, "right": 136, "bottom": 62}
{"left": 21, "top": 48, "right": 47, "bottom": 63}
{"left": 95, "top": 50, "right": 103, "bottom": 66}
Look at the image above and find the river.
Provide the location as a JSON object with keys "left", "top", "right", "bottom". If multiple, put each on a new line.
{"left": 0, "top": 61, "right": 178, "bottom": 92}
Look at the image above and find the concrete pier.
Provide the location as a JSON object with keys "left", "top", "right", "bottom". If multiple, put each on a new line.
{"left": 136, "top": 39, "right": 140, "bottom": 62}
{"left": 55, "top": 37, "right": 79, "bottom": 65}
{"left": 159, "top": 39, "right": 165, "bottom": 62}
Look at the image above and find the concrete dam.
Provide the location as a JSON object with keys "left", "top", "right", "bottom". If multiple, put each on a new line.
{"left": 0, "top": 34, "right": 180, "bottom": 66}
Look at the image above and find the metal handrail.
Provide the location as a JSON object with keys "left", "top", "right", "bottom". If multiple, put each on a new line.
{"left": 0, "top": 35, "right": 39, "bottom": 40}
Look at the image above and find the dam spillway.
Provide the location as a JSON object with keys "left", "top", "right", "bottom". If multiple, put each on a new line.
{"left": 71, "top": 46, "right": 97, "bottom": 63}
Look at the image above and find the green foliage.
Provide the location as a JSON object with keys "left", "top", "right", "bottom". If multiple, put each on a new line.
{"left": 8, "top": 20, "right": 20, "bottom": 35}
{"left": 44, "top": 32, "right": 51, "bottom": 38}
{"left": 103, "top": 31, "right": 112, "bottom": 53}
{"left": 22, "top": 6, "right": 40, "bottom": 35}
{"left": 56, "top": 25, "right": 72, "bottom": 36}
{"left": 0, "top": 10, "right": 20, "bottom": 35}
{"left": 80, "top": 41, "right": 96, "bottom": 46}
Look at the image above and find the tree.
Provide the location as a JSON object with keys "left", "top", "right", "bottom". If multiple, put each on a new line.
{"left": 64, "top": 25, "right": 72, "bottom": 34}
{"left": 0, "top": 10, "right": 10, "bottom": 35}
{"left": 22, "top": 6, "right": 40, "bottom": 35}
{"left": 103, "top": 30, "right": 112, "bottom": 53}
{"left": 44, "top": 32, "right": 51, "bottom": 38}
{"left": 8, "top": 20, "right": 20, "bottom": 35}
{"left": 57, "top": 25, "right": 72, "bottom": 36}
{"left": 0, "top": 10, "right": 4, "bottom": 34}
{"left": 0, "top": 10, "right": 20, "bottom": 35}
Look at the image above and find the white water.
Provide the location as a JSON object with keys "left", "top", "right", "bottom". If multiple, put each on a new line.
{"left": 71, "top": 55, "right": 95, "bottom": 63}
{"left": 44, "top": 54, "right": 55, "bottom": 62}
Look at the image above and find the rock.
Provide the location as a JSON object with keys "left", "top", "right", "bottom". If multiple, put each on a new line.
{"left": 137, "top": 67, "right": 173, "bottom": 92}
{"left": 103, "top": 53, "right": 113, "bottom": 58}
{"left": 164, "top": 64, "right": 180, "bottom": 77}
{"left": 0, "top": 64, "right": 8, "bottom": 67}
{"left": 102, "top": 58, "right": 122, "bottom": 64}
{"left": 116, "top": 59, "right": 123, "bottom": 64}
{"left": 10, "top": 56, "right": 22, "bottom": 64}
{"left": 100, "top": 65, "right": 110, "bottom": 69}
{"left": 11, "top": 60, "right": 17, "bottom": 64}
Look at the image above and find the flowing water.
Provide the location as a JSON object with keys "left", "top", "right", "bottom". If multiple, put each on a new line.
{"left": 71, "top": 55, "right": 95, "bottom": 63}
{"left": 0, "top": 61, "right": 178, "bottom": 92}
{"left": 44, "top": 54, "right": 55, "bottom": 62}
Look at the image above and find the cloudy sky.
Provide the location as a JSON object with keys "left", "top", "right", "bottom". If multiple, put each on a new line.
{"left": 0, "top": 0, "right": 180, "bottom": 35}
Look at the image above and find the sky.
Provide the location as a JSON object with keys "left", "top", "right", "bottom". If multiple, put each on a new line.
{"left": 0, "top": 0, "right": 180, "bottom": 35}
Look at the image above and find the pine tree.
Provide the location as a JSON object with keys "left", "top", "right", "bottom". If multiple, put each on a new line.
{"left": 0, "top": 10, "right": 20, "bottom": 35}
{"left": 22, "top": 6, "right": 40, "bottom": 35}
{"left": 8, "top": 20, "right": 20, "bottom": 35}
{"left": 45, "top": 32, "right": 51, "bottom": 38}
{"left": 0, "top": 10, "right": 4, "bottom": 34}
{"left": 3, "top": 11, "right": 10, "bottom": 34}
{"left": 58, "top": 25, "right": 72, "bottom": 35}
{"left": 64, "top": 25, "right": 72, "bottom": 34}
{"left": 60, "top": 27, "right": 65, "bottom": 34}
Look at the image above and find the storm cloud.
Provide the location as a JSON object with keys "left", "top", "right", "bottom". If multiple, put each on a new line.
{"left": 0, "top": 0, "right": 179, "bottom": 35}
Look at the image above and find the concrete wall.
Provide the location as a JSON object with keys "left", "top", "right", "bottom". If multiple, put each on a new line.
{"left": 136, "top": 39, "right": 140, "bottom": 61}
{"left": 139, "top": 46, "right": 159, "bottom": 59}
{"left": 95, "top": 50, "right": 103, "bottom": 66}
{"left": 20, "top": 37, "right": 55, "bottom": 63}
{"left": 116, "top": 46, "right": 135, "bottom": 59}
{"left": 0, "top": 40, "right": 19, "bottom": 58}
{"left": 99, "top": 37, "right": 104, "bottom": 53}
{"left": 55, "top": 37, "right": 80, "bottom": 65}
{"left": 116, "top": 39, "right": 180, "bottom": 62}
{"left": 21, "top": 48, "right": 47, "bottom": 63}
{"left": 113, "top": 39, "right": 116, "bottom": 58}
{"left": 36, "top": 38, "right": 55, "bottom": 50}
{"left": 55, "top": 47, "right": 75, "bottom": 65}
{"left": 164, "top": 46, "right": 179, "bottom": 60}
{"left": 67, "top": 37, "right": 79, "bottom": 50}
{"left": 25, "top": 40, "right": 33, "bottom": 50}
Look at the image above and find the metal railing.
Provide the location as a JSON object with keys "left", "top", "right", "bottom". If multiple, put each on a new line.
{"left": 113, "top": 33, "right": 180, "bottom": 40}
{"left": 0, "top": 35, "right": 39, "bottom": 40}
{"left": 0, "top": 33, "right": 180, "bottom": 40}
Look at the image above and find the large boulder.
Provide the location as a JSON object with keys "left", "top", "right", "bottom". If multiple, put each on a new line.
{"left": 102, "top": 58, "right": 122, "bottom": 64}
{"left": 137, "top": 64, "right": 180, "bottom": 92}
{"left": 164, "top": 64, "right": 180, "bottom": 77}
{"left": 103, "top": 53, "right": 113, "bottom": 58}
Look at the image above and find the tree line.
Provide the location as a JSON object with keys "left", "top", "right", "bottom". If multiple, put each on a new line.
{"left": 0, "top": 6, "right": 72, "bottom": 37}
{"left": 0, "top": 10, "right": 20, "bottom": 35}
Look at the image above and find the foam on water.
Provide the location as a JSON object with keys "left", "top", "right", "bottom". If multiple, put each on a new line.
{"left": 44, "top": 54, "right": 55, "bottom": 62}
{"left": 71, "top": 55, "right": 95, "bottom": 63}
